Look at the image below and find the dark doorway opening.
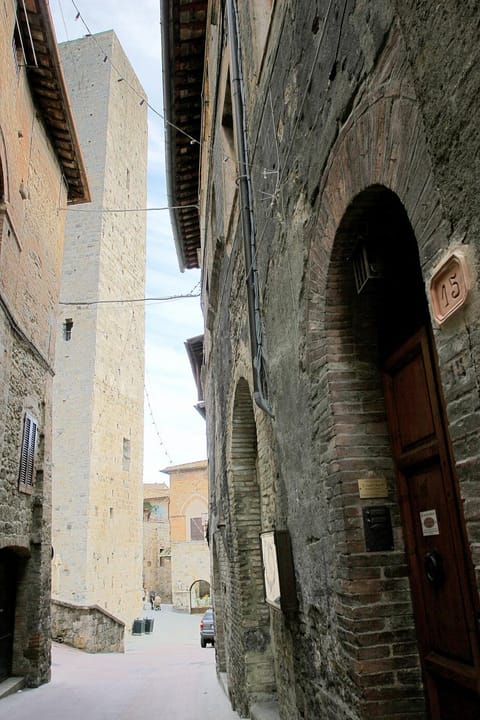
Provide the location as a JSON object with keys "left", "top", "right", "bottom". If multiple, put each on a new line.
{"left": 0, "top": 549, "right": 17, "bottom": 681}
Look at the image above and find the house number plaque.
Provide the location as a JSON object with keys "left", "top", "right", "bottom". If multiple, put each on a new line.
{"left": 430, "top": 251, "right": 470, "bottom": 324}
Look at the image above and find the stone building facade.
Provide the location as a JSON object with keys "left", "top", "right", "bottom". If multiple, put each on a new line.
{"left": 0, "top": 1, "right": 88, "bottom": 688}
{"left": 162, "top": 461, "right": 210, "bottom": 612}
{"left": 143, "top": 483, "right": 172, "bottom": 603}
{"left": 162, "top": 1, "right": 480, "bottom": 719}
{"left": 51, "top": 32, "right": 147, "bottom": 650}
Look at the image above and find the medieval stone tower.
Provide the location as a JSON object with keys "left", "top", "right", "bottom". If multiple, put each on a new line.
{"left": 51, "top": 31, "right": 147, "bottom": 648}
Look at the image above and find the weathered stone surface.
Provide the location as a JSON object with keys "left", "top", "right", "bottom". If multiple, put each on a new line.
{"left": 51, "top": 32, "right": 147, "bottom": 641}
{"left": 0, "top": 3, "right": 84, "bottom": 689}
{"left": 51, "top": 600, "right": 125, "bottom": 653}
{"left": 195, "top": 2, "right": 480, "bottom": 719}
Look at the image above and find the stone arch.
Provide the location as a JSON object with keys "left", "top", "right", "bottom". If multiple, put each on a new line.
{"left": 189, "top": 578, "right": 211, "bottom": 612}
{"left": 224, "top": 376, "right": 276, "bottom": 715}
{"left": 303, "top": 27, "right": 451, "bottom": 719}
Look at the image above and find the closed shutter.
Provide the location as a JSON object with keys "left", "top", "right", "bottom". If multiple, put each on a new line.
{"left": 18, "top": 413, "right": 38, "bottom": 492}
{"left": 190, "top": 517, "right": 205, "bottom": 541}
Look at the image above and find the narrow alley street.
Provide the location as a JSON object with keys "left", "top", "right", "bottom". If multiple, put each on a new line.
{"left": 0, "top": 606, "right": 241, "bottom": 720}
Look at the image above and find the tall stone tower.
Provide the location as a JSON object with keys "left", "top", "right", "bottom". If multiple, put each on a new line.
{"left": 51, "top": 31, "right": 147, "bottom": 649}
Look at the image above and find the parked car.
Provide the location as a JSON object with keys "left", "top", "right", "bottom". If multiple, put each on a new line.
{"left": 200, "top": 608, "right": 215, "bottom": 648}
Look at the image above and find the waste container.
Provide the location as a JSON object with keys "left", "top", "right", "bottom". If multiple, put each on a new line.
{"left": 144, "top": 618, "right": 154, "bottom": 634}
{"left": 132, "top": 618, "right": 145, "bottom": 635}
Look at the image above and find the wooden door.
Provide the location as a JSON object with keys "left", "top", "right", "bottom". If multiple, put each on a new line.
{"left": 0, "top": 550, "right": 16, "bottom": 681}
{"left": 382, "top": 328, "right": 480, "bottom": 718}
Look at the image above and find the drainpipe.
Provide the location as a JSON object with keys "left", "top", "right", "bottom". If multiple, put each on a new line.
{"left": 226, "top": 0, "right": 273, "bottom": 417}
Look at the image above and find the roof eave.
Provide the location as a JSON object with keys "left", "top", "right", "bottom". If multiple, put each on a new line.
{"left": 20, "top": 0, "right": 90, "bottom": 205}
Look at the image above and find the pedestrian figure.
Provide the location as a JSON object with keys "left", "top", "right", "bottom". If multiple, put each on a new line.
{"left": 153, "top": 594, "right": 162, "bottom": 611}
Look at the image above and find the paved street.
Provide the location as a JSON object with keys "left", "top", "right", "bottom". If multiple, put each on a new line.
{"left": 0, "top": 605, "right": 241, "bottom": 720}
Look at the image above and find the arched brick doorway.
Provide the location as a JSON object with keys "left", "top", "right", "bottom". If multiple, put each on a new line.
{"left": 302, "top": 25, "right": 480, "bottom": 716}
{"left": 225, "top": 377, "right": 276, "bottom": 716}
{"left": 323, "top": 186, "right": 480, "bottom": 717}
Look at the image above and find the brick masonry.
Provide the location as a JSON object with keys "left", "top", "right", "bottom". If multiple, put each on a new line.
{"left": 198, "top": 2, "right": 480, "bottom": 719}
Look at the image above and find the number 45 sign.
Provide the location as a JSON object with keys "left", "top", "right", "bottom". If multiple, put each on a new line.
{"left": 430, "top": 251, "right": 470, "bottom": 325}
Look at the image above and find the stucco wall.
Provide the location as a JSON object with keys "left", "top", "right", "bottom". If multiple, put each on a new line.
{"left": 164, "top": 461, "right": 211, "bottom": 611}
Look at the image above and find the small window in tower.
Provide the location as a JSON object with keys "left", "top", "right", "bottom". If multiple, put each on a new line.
{"left": 190, "top": 517, "right": 205, "bottom": 541}
{"left": 18, "top": 412, "right": 38, "bottom": 493}
{"left": 64, "top": 318, "right": 73, "bottom": 341}
{"left": 122, "top": 438, "right": 131, "bottom": 471}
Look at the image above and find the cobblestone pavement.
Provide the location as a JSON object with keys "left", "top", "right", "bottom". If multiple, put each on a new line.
{"left": 0, "top": 605, "right": 242, "bottom": 720}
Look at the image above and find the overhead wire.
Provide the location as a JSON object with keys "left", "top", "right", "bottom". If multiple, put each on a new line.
{"left": 144, "top": 381, "right": 174, "bottom": 467}
{"left": 66, "top": 0, "right": 200, "bottom": 146}
{"left": 52, "top": 0, "right": 202, "bottom": 470}
{"left": 59, "top": 291, "right": 201, "bottom": 306}
{"left": 61, "top": 204, "right": 199, "bottom": 213}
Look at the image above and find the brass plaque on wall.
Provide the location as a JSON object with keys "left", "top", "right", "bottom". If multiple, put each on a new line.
{"left": 358, "top": 477, "right": 388, "bottom": 499}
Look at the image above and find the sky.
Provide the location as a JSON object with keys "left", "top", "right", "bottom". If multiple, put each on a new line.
{"left": 49, "top": 0, "right": 207, "bottom": 482}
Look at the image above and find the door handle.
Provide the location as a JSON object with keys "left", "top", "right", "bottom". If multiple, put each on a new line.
{"left": 424, "top": 549, "right": 445, "bottom": 586}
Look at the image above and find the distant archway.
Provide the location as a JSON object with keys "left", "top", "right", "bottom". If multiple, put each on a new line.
{"left": 189, "top": 579, "right": 211, "bottom": 613}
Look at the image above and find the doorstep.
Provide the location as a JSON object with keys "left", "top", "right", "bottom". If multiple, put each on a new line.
{"left": 217, "top": 673, "right": 280, "bottom": 720}
{"left": 250, "top": 698, "right": 280, "bottom": 720}
{"left": 0, "top": 676, "right": 24, "bottom": 700}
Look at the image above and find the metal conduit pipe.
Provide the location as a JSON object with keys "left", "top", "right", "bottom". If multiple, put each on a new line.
{"left": 226, "top": 0, "right": 273, "bottom": 417}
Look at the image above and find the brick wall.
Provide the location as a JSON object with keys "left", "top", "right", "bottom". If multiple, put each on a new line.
{"left": 200, "top": 2, "right": 480, "bottom": 719}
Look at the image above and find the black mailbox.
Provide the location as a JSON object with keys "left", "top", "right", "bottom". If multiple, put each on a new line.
{"left": 362, "top": 505, "right": 394, "bottom": 552}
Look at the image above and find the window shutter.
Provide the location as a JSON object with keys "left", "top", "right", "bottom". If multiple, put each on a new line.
{"left": 19, "top": 413, "right": 38, "bottom": 491}
{"left": 190, "top": 517, "right": 205, "bottom": 541}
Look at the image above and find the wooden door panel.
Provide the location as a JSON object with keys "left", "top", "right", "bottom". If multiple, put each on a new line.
{"left": 406, "top": 461, "right": 472, "bottom": 662}
{"left": 436, "top": 680, "right": 480, "bottom": 719}
{"left": 383, "top": 328, "right": 480, "bottom": 715}
{"left": 390, "top": 349, "right": 436, "bottom": 452}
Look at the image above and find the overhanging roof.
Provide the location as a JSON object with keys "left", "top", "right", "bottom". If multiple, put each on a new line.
{"left": 16, "top": 0, "right": 90, "bottom": 204}
{"left": 161, "top": 0, "right": 207, "bottom": 271}
{"left": 185, "top": 333, "right": 205, "bottom": 417}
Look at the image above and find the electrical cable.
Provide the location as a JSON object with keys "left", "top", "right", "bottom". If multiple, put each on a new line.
{"left": 59, "top": 291, "right": 200, "bottom": 306}
{"left": 66, "top": 0, "right": 200, "bottom": 145}
{"left": 61, "top": 204, "right": 199, "bottom": 213}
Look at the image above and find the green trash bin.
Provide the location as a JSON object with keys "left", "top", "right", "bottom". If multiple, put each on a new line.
{"left": 132, "top": 618, "right": 145, "bottom": 635}
{"left": 144, "top": 618, "right": 154, "bottom": 634}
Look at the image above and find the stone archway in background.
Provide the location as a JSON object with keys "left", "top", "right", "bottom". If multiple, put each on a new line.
{"left": 225, "top": 377, "right": 276, "bottom": 716}
{"left": 189, "top": 579, "right": 211, "bottom": 612}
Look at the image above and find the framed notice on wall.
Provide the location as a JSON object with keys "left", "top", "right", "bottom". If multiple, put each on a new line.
{"left": 260, "top": 530, "right": 297, "bottom": 615}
